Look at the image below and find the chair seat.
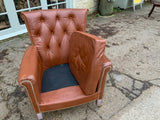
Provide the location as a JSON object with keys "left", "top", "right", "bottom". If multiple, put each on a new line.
{"left": 39, "top": 85, "right": 98, "bottom": 112}
{"left": 40, "top": 63, "right": 99, "bottom": 112}
{"left": 41, "top": 64, "right": 79, "bottom": 93}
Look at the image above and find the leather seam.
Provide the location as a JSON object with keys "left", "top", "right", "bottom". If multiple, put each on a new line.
{"left": 20, "top": 80, "right": 41, "bottom": 113}
{"left": 40, "top": 99, "right": 97, "bottom": 113}
{"left": 98, "top": 65, "right": 112, "bottom": 100}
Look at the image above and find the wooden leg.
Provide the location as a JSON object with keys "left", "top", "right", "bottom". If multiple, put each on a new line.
{"left": 148, "top": 4, "right": 156, "bottom": 17}
{"left": 96, "top": 99, "right": 102, "bottom": 107}
{"left": 37, "top": 113, "right": 43, "bottom": 120}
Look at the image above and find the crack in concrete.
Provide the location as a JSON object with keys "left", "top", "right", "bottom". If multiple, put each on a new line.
{"left": 87, "top": 105, "right": 103, "bottom": 120}
{"left": 84, "top": 106, "right": 88, "bottom": 120}
{"left": 108, "top": 70, "right": 153, "bottom": 101}
{"left": 108, "top": 102, "right": 131, "bottom": 120}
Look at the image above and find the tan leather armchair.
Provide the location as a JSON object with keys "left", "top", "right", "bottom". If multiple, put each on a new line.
{"left": 18, "top": 9, "right": 112, "bottom": 120}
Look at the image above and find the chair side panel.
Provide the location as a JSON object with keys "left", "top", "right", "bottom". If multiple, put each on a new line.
{"left": 69, "top": 32, "right": 106, "bottom": 95}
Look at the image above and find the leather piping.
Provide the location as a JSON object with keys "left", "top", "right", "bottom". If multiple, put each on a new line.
{"left": 40, "top": 99, "right": 97, "bottom": 113}
{"left": 20, "top": 80, "right": 41, "bottom": 113}
{"left": 98, "top": 64, "right": 112, "bottom": 100}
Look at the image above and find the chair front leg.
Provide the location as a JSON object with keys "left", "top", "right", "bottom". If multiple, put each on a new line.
{"left": 96, "top": 61, "right": 112, "bottom": 107}
{"left": 37, "top": 113, "right": 43, "bottom": 120}
{"left": 96, "top": 99, "right": 102, "bottom": 107}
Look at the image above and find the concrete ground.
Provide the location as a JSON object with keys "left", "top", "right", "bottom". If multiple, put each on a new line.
{"left": 0, "top": 3, "right": 160, "bottom": 120}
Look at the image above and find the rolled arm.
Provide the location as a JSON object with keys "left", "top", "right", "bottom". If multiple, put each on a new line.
{"left": 98, "top": 55, "right": 113, "bottom": 99}
{"left": 103, "top": 55, "right": 113, "bottom": 69}
{"left": 18, "top": 46, "right": 42, "bottom": 84}
{"left": 18, "top": 46, "right": 43, "bottom": 113}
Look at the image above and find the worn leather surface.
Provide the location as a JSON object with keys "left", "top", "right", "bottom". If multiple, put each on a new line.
{"left": 21, "top": 9, "right": 88, "bottom": 70}
{"left": 40, "top": 85, "right": 98, "bottom": 112}
{"left": 69, "top": 31, "right": 106, "bottom": 95}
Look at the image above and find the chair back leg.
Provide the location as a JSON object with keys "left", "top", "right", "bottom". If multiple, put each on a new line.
{"left": 148, "top": 4, "right": 156, "bottom": 17}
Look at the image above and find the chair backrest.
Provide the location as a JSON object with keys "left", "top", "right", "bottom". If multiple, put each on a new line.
{"left": 21, "top": 9, "right": 88, "bottom": 70}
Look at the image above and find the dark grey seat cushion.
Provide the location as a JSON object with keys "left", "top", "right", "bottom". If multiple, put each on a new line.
{"left": 41, "top": 64, "right": 79, "bottom": 93}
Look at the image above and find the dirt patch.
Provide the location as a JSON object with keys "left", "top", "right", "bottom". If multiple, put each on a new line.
{"left": 0, "top": 49, "right": 8, "bottom": 60}
{"left": 87, "top": 24, "right": 119, "bottom": 39}
{"left": 112, "top": 43, "right": 119, "bottom": 46}
{"left": 106, "top": 44, "right": 111, "bottom": 47}
{"left": 9, "top": 86, "right": 26, "bottom": 101}
{"left": 143, "top": 46, "right": 149, "bottom": 50}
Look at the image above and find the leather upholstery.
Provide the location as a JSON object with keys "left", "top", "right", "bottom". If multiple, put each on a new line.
{"left": 21, "top": 9, "right": 88, "bottom": 70}
{"left": 69, "top": 31, "right": 106, "bottom": 95}
{"left": 18, "top": 9, "right": 112, "bottom": 115}
{"left": 18, "top": 46, "right": 43, "bottom": 113}
{"left": 40, "top": 86, "right": 98, "bottom": 112}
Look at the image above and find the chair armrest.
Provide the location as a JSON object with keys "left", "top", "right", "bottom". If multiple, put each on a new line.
{"left": 18, "top": 46, "right": 43, "bottom": 113}
{"left": 18, "top": 46, "right": 42, "bottom": 84}
{"left": 97, "top": 55, "right": 113, "bottom": 99}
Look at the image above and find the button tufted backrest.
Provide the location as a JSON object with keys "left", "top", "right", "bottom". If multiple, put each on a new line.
{"left": 21, "top": 9, "right": 88, "bottom": 70}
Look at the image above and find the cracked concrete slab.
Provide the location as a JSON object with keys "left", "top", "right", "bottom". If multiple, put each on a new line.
{"left": 87, "top": 87, "right": 130, "bottom": 120}
{"left": 0, "top": 3, "right": 160, "bottom": 120}
{"left": 110, "top": 86, "right": 160, "bottom": 120}
{"left": 108, "top": 70, "right": 153, "bottom": 100}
